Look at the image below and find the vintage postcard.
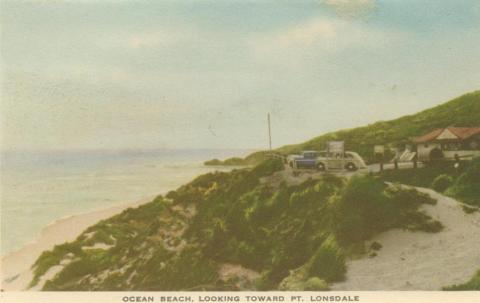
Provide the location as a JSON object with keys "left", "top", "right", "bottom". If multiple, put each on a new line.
{"left": 1, "top": 1, "right": 479, "bottom": 303}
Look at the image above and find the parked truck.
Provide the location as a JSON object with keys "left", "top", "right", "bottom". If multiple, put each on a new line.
{"left": 287, "top": 150, "right": 367, "bottom": 171}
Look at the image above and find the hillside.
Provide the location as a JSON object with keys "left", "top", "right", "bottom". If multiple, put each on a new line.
{"left": 206, "top": 91, "right": 480, "bottom": 165}
{"left": 28, "top": 159, "right": 440, "bottom": 291}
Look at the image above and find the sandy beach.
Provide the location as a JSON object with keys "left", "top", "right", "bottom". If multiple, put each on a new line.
{"left": 1, "top": 195, "right": 154, "bottom": 291}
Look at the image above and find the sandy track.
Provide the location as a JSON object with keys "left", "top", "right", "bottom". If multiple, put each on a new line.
{"left": 332, "top": 187, "right": 480, "bottom": 290}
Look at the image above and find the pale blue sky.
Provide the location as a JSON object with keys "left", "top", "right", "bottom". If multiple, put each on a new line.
{"left": 1, "top": 0, "right": 480, "bottom": 151}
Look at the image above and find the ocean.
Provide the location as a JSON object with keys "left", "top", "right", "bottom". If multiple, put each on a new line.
{"left": 0, "top": 149, "right": 252, "bottom": 256}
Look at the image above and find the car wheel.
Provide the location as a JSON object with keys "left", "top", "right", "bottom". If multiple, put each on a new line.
{"left": 317, "top": 163, "right": 326, "bottom": 171}
{"left": 346, "top": 162, "right": 357, "bottom": 171}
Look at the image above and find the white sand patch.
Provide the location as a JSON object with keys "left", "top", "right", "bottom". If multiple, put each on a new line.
{"left": 82, "top": 235, "right": 116, "bottom": 251}
{"left": 30, "top": 265, "right": 64, "bottom": 291}
{"left": 219, "top": 263, "right": 260, "bottom": 280}
{"left": 332, "top": 187, "right": 480, "bottom": 290}
{"left": 83, "top": 232, "right": 95, "bottom": 241}
{"left": 218, "top": 263, "right": 260, "bottom": 289}
{"left": 82, "top": 243, "right": 114, "bottom": 251}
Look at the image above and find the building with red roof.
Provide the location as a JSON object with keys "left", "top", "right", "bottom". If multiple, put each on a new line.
{"left": 414, "top": 127, "right": 480, "bottom": 161}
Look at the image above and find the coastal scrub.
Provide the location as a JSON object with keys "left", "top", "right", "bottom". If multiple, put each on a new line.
{"left": 30, "top": 159, "right": 439, "bottom": 291}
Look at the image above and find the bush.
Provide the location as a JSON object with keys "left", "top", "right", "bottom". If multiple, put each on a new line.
{"left": 431, "top": 174, "right": 453, "bottom": 192}
{"left": 304, "top": 277, "right": 329, "bottom": 290}
{"left": 333, "top": 177, "right": 441, "bottom": 245}
{"left": 30, "top": 242, "right": 83, "bottom": 288}
{"left": 308, "top": 236, "right": 346, "bottom": 282}
{"left": 332, "top": 176, "right": 390, "bottom": 244}
{"left": 224, "top": 157, "right": 247, "bottom": 165}
{"left": 370, "top": 242, "right": 382, "bottom": 251}
{"left": 443, "top": 270, "right": 480, "bottom": 290}
{"left": 251, "top": 158, "right": 284, "bottom": 177}
{"left": 277, "top": 268, "right": 329, "bottom": 291}
{"left": 380, "top": 162, "right": 466, "bottom": 188}
{"left": 204, "top": 159, "right": 223, "bottom": 166}
{"left": 381, "top": 158, "right": 480, "bottom": 207}
{"left": 445, "top": 158, "right": 480, "bottom": 207}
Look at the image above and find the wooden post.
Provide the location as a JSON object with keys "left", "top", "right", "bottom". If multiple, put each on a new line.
{"left": 374, "top": 145, "right": 385, "bottom": 172}
{"left": 268, "top": 113, "right": 272, "bottom": 151}
{"left": 454, "top": 154, "right": 460, "bottom": 175}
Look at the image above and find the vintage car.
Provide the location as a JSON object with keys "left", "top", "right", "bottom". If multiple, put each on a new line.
{"left": 287, "top": 151, "right": 319, "bottom": 169}
{"left": 287, "top": 150, "right": 367, "bottom": 171}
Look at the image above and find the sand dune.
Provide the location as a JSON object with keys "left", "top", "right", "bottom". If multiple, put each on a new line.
{"left": 332, "top": 187, "right": 480, "bottom": 290}
{"left": 3, "top": 184, "right": 479, "bottom": 291}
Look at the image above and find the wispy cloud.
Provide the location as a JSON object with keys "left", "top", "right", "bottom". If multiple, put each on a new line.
{"left": 322, "top": 0, "right": 376, "bottom": 18}
{"left": 2, "top": 1, "right": 479, "bottom": 150}
{"left": 249, "top": 16, "right": 406, "bottom": 64}
{"left": 249, "top": 18, "right": 339, "bottom": 56}
{"left": 271, "top": 19, "right": 337, "bottom": 48}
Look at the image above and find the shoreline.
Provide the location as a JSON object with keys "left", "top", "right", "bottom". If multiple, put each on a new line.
{"left": 1, "top": 195, "right": 155, "bottom": 291}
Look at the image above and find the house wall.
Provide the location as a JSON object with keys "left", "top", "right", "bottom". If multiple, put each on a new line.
{"left": 416, "top": 137, "right": 480, "bottom": 161}
{"left": 416, "top": 142, "right": 440, "bottom": 161}
{"left": 468, "top": 134, "right": 480, "bottom": 150}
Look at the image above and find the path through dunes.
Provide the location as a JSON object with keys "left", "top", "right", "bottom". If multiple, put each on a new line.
{"left": 331, "top": 187, "right": 480, "bottom": 290}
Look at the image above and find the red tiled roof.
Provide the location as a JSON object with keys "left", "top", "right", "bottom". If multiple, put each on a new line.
{"left": 413, "top": 127, "right": 480, "bottom": 143}
{"left": 413, "top": 128, "right": 444, "bottom": 143}
{"left": 449, "top": 127, "right": 480, "bottom": 139}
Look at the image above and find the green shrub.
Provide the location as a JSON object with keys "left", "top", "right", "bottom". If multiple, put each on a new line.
{"left": 251, "top": 158, "right": 284, "bottom": 177}
{"left": 445, "top": 158, "right": 480, "bottom": 207}
{"left": 277, "top": 267, "right": 329, "bottom": 291}
{"left": 277, "top": 267, "right": 308, "bottom": 291}
{"left": 30, "top": 242, "right": 83, "bottom": 288}
{"left": 224, "top": 157, "right": 247, "bottom": 165}
{"left": 381, "top": 158, "right": 480, "bottom": 207}
{"left": 431, "top": 174, "right": 453, "bottom": 192}
{"left": 443, "top": 270, "right": 480, "bottom": 290}
{"left": 204, "top": 159, "right": 223, "bottom": 166}
{"left": 370, "top": 242, "right": 382, "bottom": 251}
{"left": 141, "top": 246, "right": 219, "bottom": 291}
{"left": 380, "top": 163, "right": 464, "bottom": 188}
{"left": 461, "top": 204, "right": 478, "bottom": 214}
{"left": 332, "top": 176, "right": 390, "bottom": 244}
{"left": 304, "top": 277, "right": 329, "bottom": 290}
{"left": 43, "top": 249, "right": 113, "bottom": 290}
{"left": 333, "top": 177, "right": 441, "bottom": 245}
{"left": 204, "top": 152, "right": 270, "bottom": 167}
{"left": 308, "top": 236, "right": 345, "bottom": 282}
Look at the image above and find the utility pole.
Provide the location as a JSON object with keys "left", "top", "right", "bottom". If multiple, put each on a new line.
{"left": 268, "top": 113, "right": 272, "bottom": 151}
